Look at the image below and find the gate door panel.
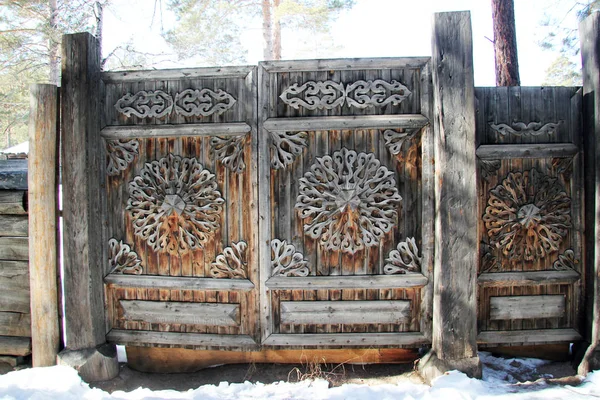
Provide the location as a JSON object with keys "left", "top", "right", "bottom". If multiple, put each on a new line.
{"left": 258, "top": 59, "right": 434, "bottom": 346}
{"left": 476, "top": 86, "right": 584, "bottom": 346}
{"left": 102, "top": 67, "right": 260, "bottom": 349}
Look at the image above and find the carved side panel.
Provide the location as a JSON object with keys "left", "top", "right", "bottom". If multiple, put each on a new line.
{"left": 106, "top": 139, "right": 139, "bottom": 176}
{"left": 271, "top": 239, "right": 309, "bottom": 277}
{"left": 210, "top": 241, "right": 248, "bottom": 278}
{"left": 108, "top": 239, "right": 142, "bottom": 274}
{"left": 210, "top": 135, "right": 247, "bottom": 173}
{"left": 384, "top": 237, "right": 421, "bottom": 274}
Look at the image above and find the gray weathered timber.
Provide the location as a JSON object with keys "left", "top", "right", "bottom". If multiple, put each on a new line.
{"left": 0, "top": 312, "right": 31, "bottom": 337}
{"left": 259, "top": 57, "right": 430, "bottom": 72}
{"left": 579, "top": 12, "right": 600, "bottom": 375}
{"left": 476, "top": 143, "right": 579, "bottom": 159}
{"left": 102, "top": 66, "right": 255, "bottom": 82}
{"left": 0, "top": 160, "right": 27, "bottom": 190}
{"left": 263, "top": 115, "right": 429, "bottom": 131}
{"left": 0, "top": 336, "right": 31, "bottom": 356}
{"left": 478, "top": 271, "right": 581, "bottom": 287}
{"left": 0, "top": 215, "right": 27, "bottom": 237}
{"left": 0, "top": 191, "right": 26, "bottom": 214}
{"left": 263, "top": 333, "right": 429, "bottom": 347}
{"left": 478, "top": 328, "right": 582, "bottom": 345}
{"left": 280, "top": 300, "right": 411, "bottom": 325}
{"left": 28, "top": 84, "right": 60, "bottom": 367}
{"left": 100, "top": 123, "right": 251, "bottom": 139}
{"left": 265, "top": 275, "right": 427, "bottom": 290}
{"left": 0, "top": 261, "right": 29, "bottom": 290}
{"left": 107, "top": 330, "right": 257, "bottom": 348}
{"left": 489, "top": 295, "right": 565, "bottom": 320}
{"left": 104, "top": 274, "right": 255, "bottom": 291}
{"left": 60, "top": 33, "right": 118, "bottom": 380}
{"left": 0, "top": 237, "right": 28, "bottom": 261}
{"left": 120, "top": 300, "right": 240, "bottom": 326}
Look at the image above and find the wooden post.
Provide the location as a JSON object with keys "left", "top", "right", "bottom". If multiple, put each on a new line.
{"left": 28, "top": 84, "right": 60, "bottom": 367}
{"left": 56, "top": 32, "right": 118, "bottom": 381}
{"left": 578, "top": 12, "right": 600, "bottom": 375}
{"left": 417, "top": 11, "right": 482, "bottom": 382}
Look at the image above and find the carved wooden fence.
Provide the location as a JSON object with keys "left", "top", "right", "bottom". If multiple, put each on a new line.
{"left": 27, "top": 11, "right": 600, "bottom": 382}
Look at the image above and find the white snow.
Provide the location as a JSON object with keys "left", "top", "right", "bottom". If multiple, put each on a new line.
{"left": 0, "top": 352, "right": 599, "bottom": 400}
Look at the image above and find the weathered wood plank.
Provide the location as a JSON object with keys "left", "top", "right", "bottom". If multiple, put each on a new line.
{"left": 100, "top": 123, "right": 251, "bottom": 139}
{"left": 265, "top": 275, "right": 428, "bottom": 289}
{"left": 0, "top": 215, "right": 28, "bottom": 237}
{"left": 120, "top": 300, "right": 240, "bottom": 326}
{"left": 0, "top": 283, "right": 29, "bottom": 313}
{"left": 0, "top": 336, "right": 31, "bottom": 356}
{"left": 0, "top": 191, "right": 27, "bottom": 215}
{"left": 490, "top": 295, "right": 565, "bottom": 320}
{"left": 105, "top": 274, "right": 255, "bottom": 291}
{"left": 0, "top": 312, "right": 31, "bottom": 337}
{"left": 0, "top": 237, "right": 28, "bottom": 261}
{"left": 478, "top": 271, "right": 581, "bottom": 287}
{"left": 263, "top": 332, "right": 429, "bottom": 347}
{"left": 0, "top": 160, "right": 27, "bottom": 191}
{"left": 478, "top": 328, "right": 582, "bottom": 344}
{"left": 476, "top": 143, "right": 579, "bottom": 159}
{"left": 0, "top": 261, "right": 29, "bottom": 291}
{"left": 101, "top": 66, "right": 255, "bottom": 82}
{"left": 107, "top": 329, "right": 257, "bottom": 348}
{"left": 260, "top": 57, "right": 430, "bottom": 72}
{"left": 263, "top": 115, "right": 429, "bottom": 132}
{"left": 280, "top": 300, "right": 410, "bottom": 325}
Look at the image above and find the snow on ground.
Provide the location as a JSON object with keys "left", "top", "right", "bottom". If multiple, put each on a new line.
{"left": 0, "top": 352, "right": 599, "bottom": 400}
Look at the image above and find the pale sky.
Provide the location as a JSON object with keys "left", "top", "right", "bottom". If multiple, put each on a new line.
{"left": 103, "top": 0, "right": 580, "bottom": 86}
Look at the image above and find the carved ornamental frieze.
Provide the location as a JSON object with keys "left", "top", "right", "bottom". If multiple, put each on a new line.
{"left": 483, "top": 168, "right": 571, "bottom": 261}
{"left": 269, "top": 131, "right": 308, "bottom": 169}
{"left": 490, "top": 121, "right": 561, "bottom": 137}
{"left": 384, "top": 237, "right": 421, "bottom": 275}
{"left": 108, "top": 239, "right": 143, "bottom": 274}
{"left": 115, "top": 90, "right": 174, "bottom": 118}
{"left": 105, "top": 139, "right": 139, "bottom": 176}
{"left": 210, "top": 135, "right": 247, "bottom": 173}
{"left": 210, "top": 241, "right": 248, "bottom": 278}
{"left": 127, "top": 153, "right": 224, "bottom": 254}
{"left": 280, "top": 79, "right": 411, "bottom": 110}
{"left": 271, "top": 239, "right": 309, "bottom": 277}
{"left": 295, "top": 148, "right": 402, "bottom": 254}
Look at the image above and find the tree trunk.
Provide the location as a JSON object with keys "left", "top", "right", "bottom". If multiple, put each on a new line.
{"left": 272, "top": 0, "right": 281, "bottom": 60}
{"left": 491, "top": 0, "right": 520, "bottom": 86}
{"left": 262, "top": 0, "right": 273, "bottom": 60}
{"left": 48, "top": 0, "right": 59, "bottom": 85}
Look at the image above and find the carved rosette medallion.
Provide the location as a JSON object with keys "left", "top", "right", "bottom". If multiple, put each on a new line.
{"left": 384, "top": 237, "right": 421, "bottom": 275}
{"left": 210, "top": 135, "right": 247, "bottom": 173}
{"left": 127, "top": 153, "right": 224, "bottom": 254}
{"left": 210, "top": 241, "right": 248, "bottom": 279}
{"left": 490, "top": 121, "right": 561, "bottom": 137}
{"left": 174, "top": 88, "right": 237, "bottom": 117}
{"left": 271, "top": 239, "right": 309, "bottom": 277}
{"left": 108, "top": 239, "right": 142, "bottom": 274}
{"left": 295, "top": 148, "right": 402, "bottom": 254}
{"left": 115, "top": 90, "right": 174, "bottom": 118}
{"left": 269, "top": 131, "right": 308, "bottom": 169}
{"left": 105, "top": 139, "right": 139, "bottom": 176}
{"left": 483, "top": 168, "right": 571, "bottom": 261}
{"left": 280, "top": 79, "right": 411, "bottom": 110}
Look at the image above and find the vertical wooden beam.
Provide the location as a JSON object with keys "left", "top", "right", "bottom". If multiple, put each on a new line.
{"left": 28, "top": 84, "right": 60, "bottom": 367}
{"left": 578, "top": 12, "right": 600, "bottom": 376}
{"left": 417, "top": 11, "right": 482, "bottom": 382}
{"left": 57, "top": 32, "right": 118, "bottom": 381}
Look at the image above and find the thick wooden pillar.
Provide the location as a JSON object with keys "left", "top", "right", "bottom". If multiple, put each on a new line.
{"left": 578, "top": 12, "right": 600, "bottom": 375}
{"left": 28, "top": 84, "right": 60, "bottom": 366}
{"left": 56, "top": 33, "right": 118, "bottom": 381}
{"left": 418, "top": 11, "right": 482, "bottom": 382}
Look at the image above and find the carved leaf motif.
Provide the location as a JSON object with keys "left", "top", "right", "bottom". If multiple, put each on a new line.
{"left": 553, "top": 249, "right": 577, "bottom": 271}
{"left": 106, "top": 139, "right": 139, "bottom": 176}
{"left": 483, "top": 168, "right": 571, "bottom": 261}
{"left": 478, "top": 159, "right": 501, "bottom": 180}
{"left": 271, "top": 239, "right": 309, "bottom": 277}
{"left": 115, "top": 90, "right": 174, "bottom": 118}
{"left": 210, "top": 135, "right": 246, "bottom": 173}
{"left": 174, "top": 88, "right": 237, "bottom": 117}
{"left": 279, "top": 81, "right": 345, "bottom": 110}
{"left": 490, "top": 121, "right": 561, "bottom": 137}
{"left": 210, "top": 241, "right": 248, "bottom": 279}
{"left": 296, "top": 148, "right": 402, "bottom": 254}
{"left": 127, "top": 153, "right": 224, "bottom": 255}
{"left": 108, "top": 239, "right": 142, "bottom": 274}
{"left": 384, "top": 237, "right": 421, "bottom": 274}
{"left": 480, "top": 252, "right": 502, "bottom": 273}
{"left": 345, "top": 80, "right": 411, "bottom": 109}
{"left": 383, "top": 129, "right": 417, "bottom": 155}
{"left": 549, "top": 157, "right": 574, "bottom": 180}
{"left": 269, "top": 131, "right": 308, "bottom": 169}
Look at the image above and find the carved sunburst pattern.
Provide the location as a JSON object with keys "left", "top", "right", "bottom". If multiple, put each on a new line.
{"left": 295, "top": 148, "right": 402, "bottom": 254}
{"left": 483, "top": 168, "right": 571, "bottom": 261}
{"left": 127, "top": 153, "right": 224, "bottom": 254}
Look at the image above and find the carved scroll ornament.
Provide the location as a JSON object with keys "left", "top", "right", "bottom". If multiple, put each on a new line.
{"left": 383, "top": 129, "right": 418, "bottom": 155}
{"left": 271, "top": 239, "right": 309, "bottom": 277}
{"left": 108, "top": 239, "right": 142, "bottom": 274}
{"left": 280, "top": 79, "right": 411, "bottom": 110}
{"left": 269, "top": 131, "right": 308, "bottom": 169}
{"left": 384, "top": 237, "right": 421, "bottom": 274}
{"left": 106, "top": 139, "right": 139, "bottom": 176}
{"left": 483, "top": 168, "right": 571, "bottom": 261}
{"left": 127, "top": 153, "right": 224, "bottom": 254}
{"left": 490, "top": 121, "right": 561, "bottom": 137}
{"left": 210, "top": 135, "right": 247, "bottom": 173}
{"left": 295, "top": 148, "right": 402, "bottom": 254}
{"left": 175, "top": 88, "right": 237, "bottom": 117}
{"left": 115, "top": 90, "right": 174, "bottom": 118}
{"left": 553, "top": 249, "right": 577, "bottom": 272}
{"left": 210, "top": 241, "right": 248, "bottom": 279}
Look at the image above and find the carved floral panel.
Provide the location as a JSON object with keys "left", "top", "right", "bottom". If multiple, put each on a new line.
{"left": 108, "top": 239, "right": 142, "bottom": 274}
{"left": 210, "top": 135, "right": 247, "bottom": 173}
{"left": 271, "top": 239, "right": 309, "bottom": 277}
{"left": 105, "top": 139, "right": 139, "bottom": 176}
{"left": 384, "top": 237, "right": 421, "bottom": 275}
{"left": 210, "top": 241, "right": 248, "bottom": 279}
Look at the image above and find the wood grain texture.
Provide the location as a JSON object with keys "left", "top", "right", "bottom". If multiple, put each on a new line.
{"left": 0, "top": 191, "right": 27, "bottom": 214}
{"left": 0, "top": 215, "right": 28, "bottom": 237}
{"left": 107, "top": 329, "right": 257, "bottom": 348}
{"left": 478, "top": 328, "right": 582, "bottom": 345}
{"left": 0, "top": 160, "right": 27, "bottom": 190}
{"left": 478, "top": 271, "right": 580, "bottom": 287}
{"left": 490, "top": 295, "right": 565, "bottom": 320}
{"left": 100, "top": 123, "right": 251, "bottom": 139}
{"left": 263, "top": 332, "right": 429, "bottom": 347}
{"left": 263, "top": 115, "right": 428, "bottom": 131}
{"left": 120, "top": 300, "right": 240, "bottom": 326}
{"left": 0, "top": 312, "right": 31, "bottom": 337}
{"left": 0, "top": 336, "right": 30, "bottom": 356}
{"left": 280, "top": 300, "right": 410, "bottom": 325}
{"left": 105, "top": 275, "right": 255, "bottom": 291}
{"left": 102, "top": 66, "right": 255, "bottom": 82}
{"left": 0, "top": 238, "right": 28, "bottom": 261}
{"left": 476, "top": 143, "right": 579, "bottom": 159}
{"left": 431, "top": 11, "right": 478, "bottom": 360}
{"left": 266, "top": 275, "right": 427, "bottom": 290}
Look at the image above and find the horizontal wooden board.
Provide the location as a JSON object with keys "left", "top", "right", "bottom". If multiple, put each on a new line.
{"left": 0, "top": 288, "right": 30, "bottom": 313}
{"left": 0, "top": 237, "right": 28, "bottom": 261}
{"left": 105, "top": 274, "right": 254, "bottom": 291}
{"left": 107, "top": 329, "right": 257, "bottom": 348}
{"left": 478, "top": 271, "right": 580, "bottom": 287}
{"left": 0, "top": 335, "right": 30, "bottom": 356}
{"left": 263, "top": 115, "right": 429, "bottom": 131}
{"left": 478, "top": 329, "right": 582, "bottom": 345}
{"left": 490, "top": 295, "right": 565, "bottom": 320}
{"left": 266, "top": 275, "right": 427, "bottom": 290}
{"left": 476, "top": 143, "right": 578, "bottom": 159}
{"left": 102, "top": 66, "right": 254, "bottom": 82}
{"left": 260, "top": 57, "right": 430, "bottom": 72}
{"left": 120, "top": 300, "right": 240, "bottom": 326}
{"left": 0, "top": 215, "right": 28, "bottom": 237}
{"left": 263, "top": 333, "right": 429, "bottom": 347}
{"left": 0, "top": 191, "right": 27, "bottom": 214}
{"left": 280, "top": 300, "right": 410, "bottom": 325}
{"left": 0, "top": 161, "right": 27, "bottom": 191}
{"left": 0, "top": 261, "right": 29, "bottom": 289}
{"left": 0, "top": 312, "right": 30, "bottom": 337}
{"left": 100, "top": 123, "right": 251, "bottom": 139}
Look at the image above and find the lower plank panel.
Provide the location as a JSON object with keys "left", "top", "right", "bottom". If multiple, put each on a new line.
{"left": 263, "top": 333, "right": 429, "bottom": 347}
{"left": 478, "top": 328, "right": 582, "bottom": 345}
{"left": 280, "top": 300, "right": 410, "bottom": 325}
{"left": 107, "top": 329, "right": 257, "bottom": 349}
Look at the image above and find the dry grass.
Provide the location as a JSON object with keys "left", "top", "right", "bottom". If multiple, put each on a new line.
{"left": 287, "top": 356, "right": 351, "bottom": 387}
